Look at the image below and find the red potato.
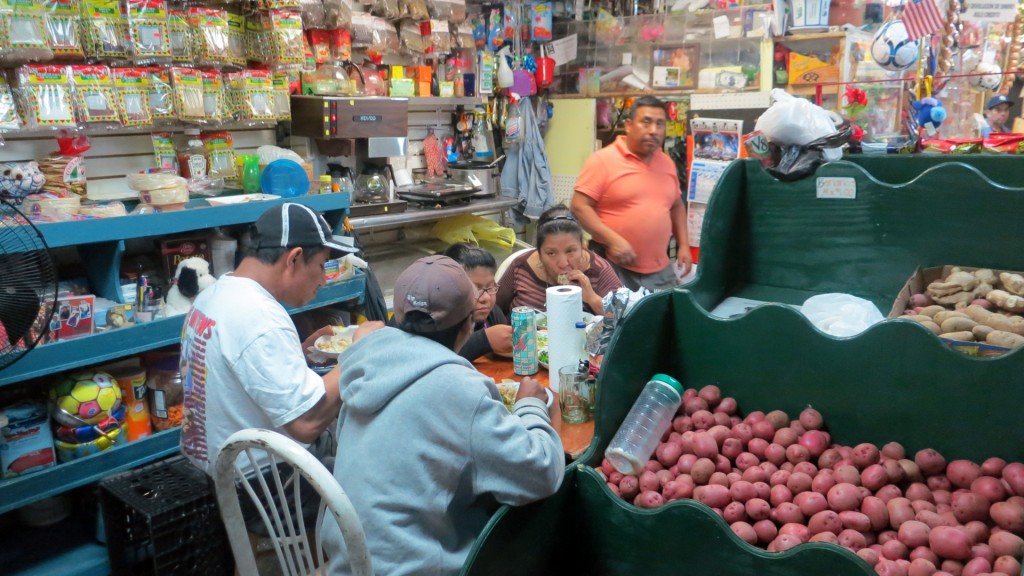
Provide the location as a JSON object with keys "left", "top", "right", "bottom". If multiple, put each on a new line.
{"left": 695, "top": 484, "right": 732, "bottom": 509}
{"left": 907, "top": 558, "right": 937, "bottom": 576}
{"left": 698, "top": 384, "right": 721, "bottom": 407}
{"left": 988, "top": 530, "right": 1024, "bottom": 558}
{"left": 799, "top": 407, "right": 824, "bottom": 430}
{"left": 760, "top": 409, "right": 786, "bottom": 429}
{"left": 727, "top": 472, "right": 743, "bottom": 485}
{"left": 828, "top": 483, "right": 864, "bottom": 512}
{"left": 928, "top": 475, "right": 953, "bottom": 492}
{"left": 765, "top": 443, "right": 788, "bottom": 466}
{"left": 715, "top": 455, "right": 733, "bottom": 474}
{"left": 742, "top": 465, "right": 768, "bottom": 484}
{"left": 606, "top": 482, "right": 621, "bottom": 497}
{"left": 859, "top": 547, "right": 881, "bottom": 567}
{"left": 808, "top": 510, "right": 843, "bottom": 535}
{"left": 947, "top": 460, "right": 983, "bottom": 490}
{"left": 862, "top": 464, "right": 891, "bottom": 492}
{"left": 753, "top": 481, "right": 771, "bottom": 500}
{"left": 731, "top": 521, "right": 757, "bottom": 545}
{"left": 645, "top": 460, "right": 665, "bottom": 473}
{"left": 716, "top": 397, "right": 738, "bottom": 415}
{"left": 910, "top": 546, "right": 940, "bottom": 565}
{"left": 798, "top": 430, "right": 830, "bottom": 458}
{"left": 951, "top": 492, "right": 991, "bottom": 524}
{"left": 838, "top": 529, "right": 867, "bottom": 551}
{"left": 619, "top": 475, "right": 640, "bottom": 500}
{"left": 771, "top": 502, "right": 805, "bottom": 525}
{"left": 786, "top": 444, "right": 811, "bottom": 465}
{"left": 929, "top": 526, "right": 974, "bottom": 561}
{"left": 879, "top": 531, "right": 900, "bottom": 545}
{"left": 634, "top": 490, "right": 665, "bottom": 509}
{"left": 840, "top": 511, "right": 873, "bottom": 533}
{"left": 916, "top": 449, "right": 948, "bottom": 477}
{"left": 875, "top": 558, "right": 909, "bottom": 576}
{"left": 933, "top": 490, "right": 952, "bottom": 506}
{"left": 682, "top": 388, "right": 697, "bottom": 402}
{"left": 993, "top": 555, "right": 1021, "bottom": 575}
{"left": 600, "top": 458, "right": 617, "bottom": 476}
{"left": 810, "top": 531, "right": 839, "bottom": 544}
{"left": 684, "top": 397, "right": 709, "bottom": 415}
{"left": 711, "top": 412, "right": 731, "bottom": 426}
{"left": 863, "top": 496, "right": 891, "bottom": 532}
{"left": 708, "top": 425, "right": 731, "bottom": 446}
{"left": 608, "top": 471, "right": 624, "bottom": 485}
{"left": 787, "top": 472, "right": 813, "bottom": 495}
{"left": 796, "top": 491, "right": 829, "bottom": 517}
{"left": 970, "top": 477, "right": 1007, "bottom": 503}
{"left": 693, "top": 432, "right": 719, "bottom": 459}
{"left": 747, "top": 438, "right": 769, "bottom": 459}
{"left": 735, "top": 452, "right": 760, "bottom": 471}
{"left": 723, "top": 501, "right": 748, "bottom": 524}
{"left": 969, "top": 544, "right": 994, "bottom": 565}
{"left": 963, "top": 522, "right": 990, "bottom": 546}
{"left": 750, "top": 420, "right": 775, "bottom": 443}
{"left": 939, "top": 560, "right": 963, "bottom": 576}
{"left": 882, "top": 442, "right": 907, "bottom": 460}
{"left": 655, "top": 469, "right": 674, "bottom": 487}
{"left": 690, "top": 458, "right": 715, "bottom": 485}
{"left": 672, "top": 415, "right": 693, "bottom": 433}
{"left": 730, "top": 422, "right": 754, "bottom": 445}
{"left": 812, "top": 469, "right": 837, "bottom": 495}
{"left": 877, "top": 485, "right": 905, "bottom": 503}
{"left": 678, "top": 453, "right": 698, "bottom": 474}
{"left": 745, "top": 498, "right": 771, "bottom": 521}
{"left": 773, "top": 427, "right": 798, "bottom": 447}
{"left": 980, "top": 458, "right": 1006, "bottom": 478}
{"left": 906, "top": 483, "right": 935, "bottom": 503}
{"left": 898, "top": 459, "right": 924, "bottom": 484}
{"left": 794, "top": 461, "right": 818, "bottom": 477}
{"left": 882, "top": 539, "right": 910, "bottom": 560}
{"left": 960, "top": 557, "right": 991, "bottom": 576}
{"left": 912, "top": 501, "right": 937, "bottom": 515}
{"left": 656, "top": 441, "right": 684, "bottom": 468}
{"left": 819, "top": 448, "right": 844, "bottom": 470}
{"left": 639, "top": 470, "right": 661, "bottom": 493}
{"left": 680, "top": 431, "right": 696, "bottom": 454}
{"left": 730, "top": 480, "right": 757, "bottom": 503}
{"left": 917, "top": 511, "right": 951, "bottom": 529}
{"left": 887, "top": 498, "right": 916, "bottom": 530}
{"left": 769, "top": 534, "right": 802, "bottom": 552}
{"left": 770, "top": 469, "right": 791, "bottom": 487}
{"left": 709, "top": 472, "right": 730, "bottom": 486}
{"left": 835, "top": 465, "right": 863, "bottom": 486}
{"left": 989, "top": 501, "right": 1024, "bottom": 533}
{"left": 884, "top": 459, "right": 908, "bottom": 484}
{"left": 898, "top": 520, "right": 931, "bottom": 549}
{"left": 753, "top": 519, "right": 778, "bottom": 544}
{"left": 663, "top": 479, "right": 693, "bottom": 501}
{"left": 779, "top": 522, "right": 810, "bottom": 542}
{"left": 744, "top": 410, "right": 766, "bottom": 425}
{"left": 853, "top": 443, "right": 882, "bottom": 469}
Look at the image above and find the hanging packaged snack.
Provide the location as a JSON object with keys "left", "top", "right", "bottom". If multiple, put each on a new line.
{"left": 0, "top": 0, "right": 55, "bottom": 65}
{"left": 322, "top": 0, "right": 351, "bottom": 29}
{"left": 225, "top": 11, "right": 246, "bottom": 69}
{"left": 124, "top": 0, "right": 171, "bottom": 65}
{"left": 328, "top": 28, "right": 351, "bottom": 61}
{"left": 401, "top": 0, "right": 428, "bottom": 20}
{"left": 486, "top": 7, "right": 503, "bottom": 51}
{"left": 369, "top": 16, "right": 399, "bottom": 53}
{"left": 39, "top": 131, "right": 89, "bottom": 197}
{"left": 351, "top": 12, "right": 374, "bottom": 47}
{"left": 298, "top": 0, "right": 325, "bottom": 29}
{"left": 429, "top": 20, "right": 451, "bottom": 53}
{"left": 70, "top": 64, "right": 120, "bottom": 126}
{"left": 187, "top": 7, "right": 229, "bottom": 69}
{"left": 530, "top": 2, "right": 552, "bottom": 42}
{"left": 455, "top": 21, "right": 474, "bottom": 50}
{"left": 302, "top": 31, "right": 316, "bottom": 72}
{"left": 200, "top": 130, "right": 236, "bottom": 180}
{"left": 307, "top": 29, "right": 329, "bottom": 64}
{"left": 227, "top": 70, "right": 275, "bottom": 124}
{"left": 272, "top": 71, "right": 290, "bottom": 121}
{"left": 0, "top": 77, "right": 22, "bottom": 131}
{"left": 44, "top": 0, "right": 84, "bottom": 60}
{"left": 200, "top": 70, "right": 224, "bottom": 124}
{"left": 167, "top": 10, "right": 191, "bottom": 64}
{"left": 150, "top": 131, "right": 177, "bottom": 172}
{"left": 15, "top": 64, "right": 77, "bottom": 129}
{"left": 369, "top": 0, "right": 399, "bottom": 19}
{"left": 428, "top": 0, "right": 465, "bottom": 24}
{"left": 169, "top": 67, "right": 204, "bottom": 123}
{"left": 399, "top": 20, "right": 429, "bottom": 55}
{"left": 146, "top": 67, "right": 173, "bottom": 122}
{"left": 112, "top": 67, "right": 150, "bottom": 127}
{"left": 244, "top": 16, "right": 266, "bottom": 63}
{"left": 80, "top": 0, "right": 128, "bottom": 63}
{"left": 257, "top": 0, "right": 300, "bottom": 9}
{"left": 266, "top": 9, "right": 304, "bottom": 69}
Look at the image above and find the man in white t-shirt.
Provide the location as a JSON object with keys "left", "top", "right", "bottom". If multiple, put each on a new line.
{"left": 180, "top": 202, "right": 381, "bottom": 476}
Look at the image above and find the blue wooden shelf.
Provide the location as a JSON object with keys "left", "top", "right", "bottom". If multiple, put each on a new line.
{"left": 0, "top": 271, "right": 365, "bottom": 387}
{"left": 0, "top": 428, "right": 181, "bottom": 516}
{"left": 35, "top": 193, "right": 352, "bottom": 248}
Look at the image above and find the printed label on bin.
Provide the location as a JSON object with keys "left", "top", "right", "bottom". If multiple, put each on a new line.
{"left": 816, "top": 177, "right": 856, "bottom": 200}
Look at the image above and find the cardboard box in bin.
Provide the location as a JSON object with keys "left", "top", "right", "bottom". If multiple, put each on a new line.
{"left": 889, "top": 265, "right": 1015, "bottom": 357}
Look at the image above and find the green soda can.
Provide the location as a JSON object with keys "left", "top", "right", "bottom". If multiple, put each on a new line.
{"left": 511, "top": 307, "right": 538, "bottom": 376}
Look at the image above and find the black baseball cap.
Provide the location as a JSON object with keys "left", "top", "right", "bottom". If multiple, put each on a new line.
{"left": 986, "top": 95, "right": 1014, "bottom": 109}
{"left": 254, "top": 203, "right": 357, "bottom": 253}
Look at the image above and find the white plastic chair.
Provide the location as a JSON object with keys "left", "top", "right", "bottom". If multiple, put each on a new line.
{"left": 496, "top": 247, "right": 533, "bottom": 284}
{"left": 213, "top": 428, "right": 373, "bottom": 576}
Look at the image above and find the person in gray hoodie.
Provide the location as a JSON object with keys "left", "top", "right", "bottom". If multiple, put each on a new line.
{"left": 322, "top": 255, "right": 564, "bottom": 576}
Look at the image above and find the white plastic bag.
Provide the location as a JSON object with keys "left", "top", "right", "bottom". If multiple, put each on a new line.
{"left": 755, "top": 89, "right": 843, "bottom": 161}
{"left": 800, "top": 293, "right": 884, "bottom": 337}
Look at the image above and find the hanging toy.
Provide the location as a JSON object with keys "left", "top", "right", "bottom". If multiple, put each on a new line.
{"left": 870, "top": 20, "right": 920, "bottom": 71}
{"left": 912, "top": 96, "right": 946, "bottom": 133}
{"left": 968, "top": 62, "right": 1003, "bottom": 92}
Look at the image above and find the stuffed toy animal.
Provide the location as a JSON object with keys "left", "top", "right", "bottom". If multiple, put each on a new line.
{"left": 911, "top": 96, "right": 947, "bottom": 134}
{"left": 164, "top": 257, "right": 215, "bottom": 316}
{"left": 0, "top": 161, "right": 45, "bottom": 202}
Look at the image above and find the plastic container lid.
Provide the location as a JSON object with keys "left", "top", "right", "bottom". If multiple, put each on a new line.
{"left": 261, "top": 159, "right": 310, "bottom": 198}
{"left": 575, "top": 321, "right": 587, "bottom": 328}
{"left": 650, "top": 373, "right": 684, "bottom": 396}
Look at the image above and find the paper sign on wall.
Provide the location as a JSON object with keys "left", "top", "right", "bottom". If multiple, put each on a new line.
{"left": 548, "top": 34, "right": 577, "bottom": 66}
{"left": 962, "top": 0, "right": 1017, "bottom": 23}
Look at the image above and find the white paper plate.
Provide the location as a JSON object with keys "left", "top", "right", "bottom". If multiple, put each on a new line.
{"left": 207, "top": 193, "right": 281, "bottom": 206}
{"left": 312, "top": 325, "right": 359, "bottom": 358}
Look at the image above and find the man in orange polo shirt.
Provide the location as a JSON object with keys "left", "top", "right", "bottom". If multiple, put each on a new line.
{"left": 571, "top": 96, "right": 692, "bottom": 291}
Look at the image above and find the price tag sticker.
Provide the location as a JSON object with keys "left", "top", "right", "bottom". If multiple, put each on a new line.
{"left": 816, "top": 177, "right": 856, "bottom": 200}
{"left": 713, "top": 15, "right": 731, "bottom": 39}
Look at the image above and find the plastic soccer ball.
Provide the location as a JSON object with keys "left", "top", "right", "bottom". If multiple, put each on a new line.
{"left": 50, "top": 371, "right": 122, "bottom": 428}
{"left": 870, "top": 20, "right": 920, "bottom": 71}
{"left": 968, "top": 62, "right": 1003, "bottom": 92}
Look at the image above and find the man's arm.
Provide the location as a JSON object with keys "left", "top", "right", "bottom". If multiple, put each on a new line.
{"left": 670, "top": 196, "right": 692, "bottom": 275}
{"left": 571, "top": 192, "right": 635, "bottom": 266}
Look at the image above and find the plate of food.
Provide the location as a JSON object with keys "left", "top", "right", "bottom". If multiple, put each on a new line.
{"left": 496, "top": 380, "right": 554, "bottom": 411}
{"left": 313, "top": 325, "right": 358, "bottom": 358}
{"left": 537, "top": 329, "right": 549, "bottom": 369}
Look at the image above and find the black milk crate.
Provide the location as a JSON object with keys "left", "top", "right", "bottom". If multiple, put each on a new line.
{"left": 99, "top": 455, "right": 233, "bottom": 576}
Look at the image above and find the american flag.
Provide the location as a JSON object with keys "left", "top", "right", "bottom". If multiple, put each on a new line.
{"left": 901, "top": 0, "right": 945, "bottom": 41}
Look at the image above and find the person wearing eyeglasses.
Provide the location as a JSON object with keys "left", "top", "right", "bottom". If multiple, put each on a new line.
{"left": 441, "top": 243, "right": 513, "bottom": 361}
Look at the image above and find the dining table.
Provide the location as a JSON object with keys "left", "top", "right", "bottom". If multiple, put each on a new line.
{"left": 473, "top": 355, "right": 595, "bottom": 461}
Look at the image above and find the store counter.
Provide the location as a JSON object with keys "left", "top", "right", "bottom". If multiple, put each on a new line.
{"left": 473, "top": 356, "right": 594, "bottom": 461}
{"left": 348, "top": 197, "right": 518, "bottom": 232}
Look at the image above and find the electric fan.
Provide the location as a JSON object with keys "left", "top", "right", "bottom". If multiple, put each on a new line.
{"left": 0, "top": 199, "right": 58, "bottom": 371}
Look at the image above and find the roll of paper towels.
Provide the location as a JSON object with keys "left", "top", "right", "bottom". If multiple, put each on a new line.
{"left": 546, "top": 285, "right": 583, "bottom": 393}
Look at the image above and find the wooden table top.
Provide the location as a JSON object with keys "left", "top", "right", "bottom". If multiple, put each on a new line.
{"left": 473, "top": 356, "right": 595, "bottom": 460}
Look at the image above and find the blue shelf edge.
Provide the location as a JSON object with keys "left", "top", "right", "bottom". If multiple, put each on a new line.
{"left": 36, "top": 193, "right": 352, "bottom": 249}
{"left": 0, "top": 428, "right": 182, "bottom": 516}
{"left": 0, "top": 271, "right": 366, "bottom": 387}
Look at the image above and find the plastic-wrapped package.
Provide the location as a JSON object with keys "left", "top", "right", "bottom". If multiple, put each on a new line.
{"left": 0, "top": 77, "right": 21, "bottom": 131}
{"left": 369, "top": 0, "right": 399, "bottom": 20}
{"left": 401, "top": 0, "right": 428, "bottom": 20}
{"left": 170, "top": 67, "right": 205, "bottom": 123}
{"left": 399, "top": 20, "right": 428, "bottom": 54}
{"left": 428, "top": 0, "right": 464, "bottom": 23}
{"left": 225, "top": 11, "right": 246, "bottom": 69}
{"left": 124, "top": 0, "right": 171, "bottom": 65}
{"left": 322, "top": 0, "right": 350, "bottom": 29}
{"left": 369, "top": 16, "right": 399, "bottom": 53}
{"left": 200, "top": 131, "right": 236, "bottom": 179}
{"left": 0, "top": 0, "right": 55, "bottom": 65}
{"left": 80, "top": 0, "right": 128, "bottom": 63}
{"left": 187, "top": 8, "right": 229, "bottom": 69}
{"left": 329, "top": 28, "right": 350, "bottom": 61}
{"left": 147, "top": 67, "right": 174, "bottom": 122}
{"left": 15, "top": 65, "right": 77, "bottom": 129}
{"left": 350, "top": 12, "right": 374, "bottom": 47}
{"left": 44, "top": 0, "right": 84, "bottom": 60}
{"left": 455, "top": 21, "right": 474, "bottom": 50}
{"left": 429, "top": 20, "right": 451, "bottom": 53}
{"left": 298, "top": 0, "right": 325, "bottom": 28}
{"left": 308, "top": 29, "right": 330, "bottom": 63}
{"left": 200, "top": 70, "right": 224, "bottom": 124}
{"left": 266, "top": 9, "right": 304, "bottom": 69}
{"left": 112, "top": 67, "right": 151, "bottom": 127}
{"left": 226, "top": 70, "right": 275, "bottom": 124}
{"left": 167, "top": 10, "right": 191, "bottom": 64}
{"left": 150, "top": 131, "right": 177, "bottom": 172}
{"left": 272, "top": 71, "right": 290, "bottom": 121}
{"left": 70, "top": 65, "right": 120, "bottom": 126}
{"left": 257, "top": 0, "right": 300, "bottom": 8}
{"left": 39, "top": 132, "right": 89, "bottom": 197}
{"left": 244, "top": 16, "right": 269, "bottom": 63}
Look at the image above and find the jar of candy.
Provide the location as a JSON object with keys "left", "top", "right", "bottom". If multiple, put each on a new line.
{"left": 146, "top": 355, "right": 183, "bottom": 431}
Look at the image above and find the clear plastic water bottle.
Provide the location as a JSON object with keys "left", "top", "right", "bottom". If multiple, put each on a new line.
{"left": 605, "top": 374, "right": 684, "bottom": 476}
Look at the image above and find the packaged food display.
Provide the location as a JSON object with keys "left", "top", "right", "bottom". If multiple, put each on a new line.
{"left": 298, "top": 0, "right": 325, "bottom": 29}
{"left": 272, "top": 71, "right": 290, "bottom": 121}
{"left": 322, "top": 0, "right": 351, "bottom": 29}
{"left": 170, "top": 67, "right": 204, "bottom": 122}
{"left": 225, "top": 11, "right": 246, "bottom": 68}
{"left": 167, "top": 10, "right": 191, "bottom": 64}
{"left": 227, "top": 70, "right": 275, "bottom": 123}
{"left": 200, "top": 130, "right": 236, "bottom": 179}
{"left": 200, "top": 69, "right": 224, "bottom": 123}
{"left": 16, "top": 64, "right": 77, "bottom": 128}
{"left": 44, "top": 0, "right": 84, "bottom": 59}
{"left": 329, "top": 27, "right": 350, "bottom": 61}
{"left": 401, "top": 0, "right": 428, "bottom": 20}
{"left": 70, "top": 64, "right": 119, "bottom": 125}
{"left": 399, "top": 20, "right": 429, "bottom": 54}
{"left": 355, "top": 14, "right": 397, "bottom": 52}
{"left": 39, "top": 132, "right": 89, "bottom": 196}
{"left": 307, "top": 29, "right": 329, "bottom": 63}
{"left": 257, "top": 0, "right": 300, "bottom": 9}
{"left": 146, "top": 66, "right": 173, "bottom": 121}
{"left": 187, "top": 7, "right": 229, "bottom": 69}
{"left": 369, "top": 0, "right": 399, "bottom": 19}
{"left": 150, "top": 130, "right": 177, "bottom": 172}
{"left": 0, "top": 77, "right": 22, "bottom": 131}
{"left": 112, "top": 67, "right": 150, "bottom": 127}
{"left": 266, "top": 9, "right": 304, "bottom": 69}
{"left": 350, "top": 12, "right": 375, "bottom": 47}
{"left": 80, "top": 0, "right": 128, "bottom": 63}
{"left": 430, "top": 19, "right": 451, "bottom": 53}
{"left": 125, "top": 0, "right": 171, "bottom": 65}
{"left": 0, "top": 0, "right": 53, "bottom": 65}
{"left": 244, "top": 15, "right": 270, "bottom": 64}
{"left": 428, "top": 0, "right": 465, "bottom": 24}
{"left": 455, "top": 21, "right": 474, "bottom": 50}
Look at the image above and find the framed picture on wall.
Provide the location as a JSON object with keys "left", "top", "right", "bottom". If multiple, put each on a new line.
{"left": 650, "top": 44, "right": 699, "bottom": 90}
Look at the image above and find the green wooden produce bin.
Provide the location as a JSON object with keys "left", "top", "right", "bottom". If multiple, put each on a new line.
{"left": 461, "top": 159, "right": 1024, "bottom": 576}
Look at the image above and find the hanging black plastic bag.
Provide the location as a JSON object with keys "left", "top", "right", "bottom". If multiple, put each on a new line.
{"left": 767, "top": 126, "right": 854, "bottom": 182}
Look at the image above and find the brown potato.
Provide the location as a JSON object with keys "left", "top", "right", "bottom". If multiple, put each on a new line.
{"left": 987, "top": 330, "right": 1024, "bottom": 349}
{"left": 939, "top": 317, "right": 978, "bottom": 333}
{"left": 918, "top": 305, "right": 947, "bottom": 318}
{"left": 939, "top": 331, "right": 975, "bottom": 342}
{"left": 972, "top": 325, "right": 994, "bottom": 340}
{"left": 933, "top": 310, "right": 971, "bottom": 325}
